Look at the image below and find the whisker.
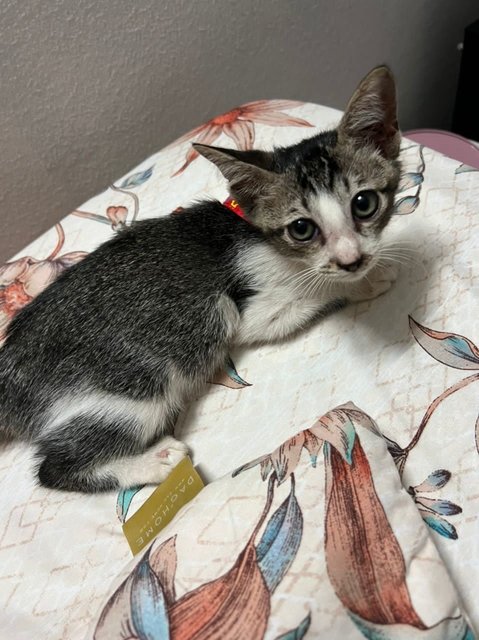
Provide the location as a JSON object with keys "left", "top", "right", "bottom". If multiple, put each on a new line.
{"left": 301, "top": 272, "right": 328, "bottom": 299}
{"left": 378, "top": 254, "right": 422, "bottom": 269}
{"left": 311, "top": 277, "right": 329, "bottom": 299}
{"left": 301, "top": 274, "right": 323, "bottom": 299}
{"left": 283, "top": 267, "right": 318, "bottom": 290}
{"left": 376, "top": 246, "right": 422, "bottom": 265}
{"left": 290, "top": 270, "right": 321, "bottom": 296}
{"left": 375, "top": 250, "right": 426, "bottom": 276}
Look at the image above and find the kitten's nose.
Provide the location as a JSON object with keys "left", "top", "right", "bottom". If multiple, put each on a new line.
{"left": 329, "top": 235, "right": 363, "bottom": 272}
{"left": 337, "top": 256, "right": 364, "bottom": 272}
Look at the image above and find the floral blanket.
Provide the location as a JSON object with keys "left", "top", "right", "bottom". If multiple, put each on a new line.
{"left": 92, "top": 404, "right": 474, "bottom": 640}
{"left": 0, "top": 100, "right": 478, "bottom": 639}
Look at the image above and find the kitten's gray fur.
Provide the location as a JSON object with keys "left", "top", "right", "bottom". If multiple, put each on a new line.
{"left": 0, "top": 66, "right": 401, "bottom": 492}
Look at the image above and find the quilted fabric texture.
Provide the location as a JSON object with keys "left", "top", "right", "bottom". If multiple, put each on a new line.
{"left": 0, "top": 100, "right": 478, "bottom": 639}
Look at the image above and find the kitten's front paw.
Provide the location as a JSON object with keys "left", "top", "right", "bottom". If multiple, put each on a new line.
{"left": 111, "top": 437, "right": 189, "bottom": 489}
{"left": 155, "top": 436, "right": 189, "bottom": 470}
{"left": 349, "top": 263, "right": 399, "bottom": 302}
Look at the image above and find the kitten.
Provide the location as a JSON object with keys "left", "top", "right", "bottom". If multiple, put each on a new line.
{"left": 0, "top": 66, "right": 401, "bottom": 492}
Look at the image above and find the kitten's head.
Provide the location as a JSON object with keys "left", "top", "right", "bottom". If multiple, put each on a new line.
{"left": 195, "top": 66, "right": 401, "bottom": 281}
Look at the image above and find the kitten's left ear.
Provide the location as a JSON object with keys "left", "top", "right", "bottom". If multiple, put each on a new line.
{"left": 338, "top": 66, "right": 400, "bottom": 159}
{"left": 193, "top": 144, "right": 275, "bottom": 211}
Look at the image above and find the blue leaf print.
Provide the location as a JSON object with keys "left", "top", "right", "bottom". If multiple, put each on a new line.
{"left": 413, "top": 469, "right": 451, "bottom": 492}
{"left": 444, "top": 336, "right": 479, "bottom": 367}
{"left": 225, "top": 357, "right": 251, "bottom": 387}
{"left": 312, "top": 409, "right": 356, "bottom": 465}
{"left": 339, "top": 416, "right": 356, "bottom": 465}
{"left": 417, "top": 497, "right": 462, "bottom": 516}
{"left": 210, "top": 356, "right": 251, "bottom": 389}
{"left": 116, "top": 485, "right": 144, "bottom": 523}
{"left": 120, "top": 166, "right": 153, "bottom": 189}
{"left": 275, "top": 613, "right": 311, "bottom": 639}
{"left": 398, "top": 172, "right": 424, "bottom": 192}
{"left": 256, "top": 476, "right": 303, "bottom": 592}
{"left": 130, "top": 551, "right": 170, "bottom": 640}
{"left": 348, "top": 612, "right": 381, "bottom": 640}
{"left": 455, "top": 163, "right": 479, "bottom": 174}
{"left": 421, "top": 512, "right": 458, "bottom": 540}
{"left": 409, "top": 317, "right": 479, "bottom": 370}
{"left": 393, "top": 195, "right": 419, "bottom": 215}
{"left": 260, "top": 457, "right": 274, "bottom": 480}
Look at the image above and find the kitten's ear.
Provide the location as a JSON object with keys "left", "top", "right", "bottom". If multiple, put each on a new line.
{"left": 193, "top": 144, "right": 275, "bottom": 210}
{"left": 338, "top": 66, "right": 400, "bottom": 159}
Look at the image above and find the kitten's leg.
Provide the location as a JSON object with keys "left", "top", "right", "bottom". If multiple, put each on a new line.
{"left": 35, "top": 295, "right": 239, "bottom": 492}
{"left": 96, "top": 436, "right": 189, "bottom": 488}
{"left": 347, "top": 262, "right": 399, "bottom": 302}
{"left": 36, "top": 414, "right": 188, "bottom": 493}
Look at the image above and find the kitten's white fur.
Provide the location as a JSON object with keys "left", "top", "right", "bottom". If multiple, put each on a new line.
{"left": 310, "top": 194, "right": 362, "bottom": 266}
{"left": 98, "top": 436, "right": 189, "bottom": 487}
{"left": 234, "top": 242, "right": 329, "bottom": 345}
{"left": 46, "top": 392, "right": 173, "bottom": 443}
{"left": 235, "top": 241, "right": 397, "bottom": 346}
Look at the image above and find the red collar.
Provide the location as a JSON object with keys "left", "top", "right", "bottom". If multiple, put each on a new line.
{"left": 223, "top": 197, "right": 251, "bottom": 223}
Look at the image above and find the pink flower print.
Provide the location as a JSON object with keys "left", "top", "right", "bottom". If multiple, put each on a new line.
{"left": 0, "top": 224, "right": 87, "bottom": 343}
{"left": 172, "top": 100, "right": 313, "bottom": 176}
{"left": 106, "top": 205, "right": 128, "bottom": 231}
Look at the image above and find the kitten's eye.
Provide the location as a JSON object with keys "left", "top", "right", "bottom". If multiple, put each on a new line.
{"left": 351, "top": 190, "right": 379, "bottom": 219}
{"left": 287, "top": 219, "right": 318, "bottom": 242}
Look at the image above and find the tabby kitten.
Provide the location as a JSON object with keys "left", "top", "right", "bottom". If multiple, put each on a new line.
{"left": 0, "top": 66, "right": 401, "bottom": 492}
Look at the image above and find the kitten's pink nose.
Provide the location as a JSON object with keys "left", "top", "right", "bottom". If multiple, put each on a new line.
{"left": 337, "top": 256, "right": 364, "bottom": 272}
{"left": 329, "top": 235, "right": 362, "bottom": 270}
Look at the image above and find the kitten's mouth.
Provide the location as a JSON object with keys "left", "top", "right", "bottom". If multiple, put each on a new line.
{"left": 331, "top": 254, "right": 374, "bottom": 280}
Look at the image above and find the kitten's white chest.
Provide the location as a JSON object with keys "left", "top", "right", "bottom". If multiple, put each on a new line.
{"left": 235, "top": 289, "right": 324, "bottom": 345}
{"left": 233, "top": 243, "right": 329, "bottom": 345}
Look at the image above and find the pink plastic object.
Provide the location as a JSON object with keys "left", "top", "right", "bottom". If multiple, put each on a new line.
{"left": 404, "top": 129, "right": 479, "bottom": 169}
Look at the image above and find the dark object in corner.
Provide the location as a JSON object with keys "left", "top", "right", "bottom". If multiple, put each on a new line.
{"left": 452, "top": 19, "right": 479, "bottom": 142}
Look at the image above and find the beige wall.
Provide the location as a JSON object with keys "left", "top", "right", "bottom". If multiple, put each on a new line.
{"left": 1, "top": 0, "right": 477, "bottom": 262}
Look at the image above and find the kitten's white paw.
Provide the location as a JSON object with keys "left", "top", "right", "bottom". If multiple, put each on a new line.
{"left": 137, "top": 436, "right": 189, "bottom": 484}
{"left": 349, "top": 263, "right": 399, "bottom": 302}
{"left": 106, "top": 436, "right": 189, "bottom": 488}
{"left": 155, "top": 436, "right": 189, "bottom": 470}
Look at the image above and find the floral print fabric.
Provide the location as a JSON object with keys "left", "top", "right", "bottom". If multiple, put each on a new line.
{"left": 91, "top": 404, "right": 474, "bottom": 639}
{"left": 0, "top": 100, "right": 478, "bottom": 638}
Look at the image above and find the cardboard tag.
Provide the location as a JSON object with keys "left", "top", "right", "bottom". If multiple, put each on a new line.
{"left": 122, "top": 456, "right": 204, "bottom": 555}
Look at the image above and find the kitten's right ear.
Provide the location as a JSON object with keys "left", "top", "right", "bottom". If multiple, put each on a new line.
{"left": 338, "top": 66, "right": 400, "bottom": 159}
{"left": 194, "top": 144, "right": 275, "bottom": 210}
